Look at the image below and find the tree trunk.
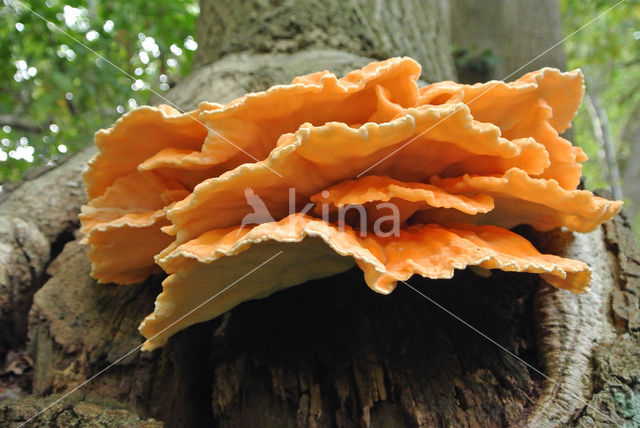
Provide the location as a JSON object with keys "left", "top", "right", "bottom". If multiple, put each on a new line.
{"left": 194, "top": 0, "right": 455, "bottom": 82}
{"left": 1, "top": 1, "right": 638, "bottom": 427}
{"left": 451, "top": 0, "right": 566, "bottom": 82}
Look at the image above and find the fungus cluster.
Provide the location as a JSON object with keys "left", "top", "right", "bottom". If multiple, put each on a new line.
{"left": 80, "top": 57, "right": 622, "bottom": 350}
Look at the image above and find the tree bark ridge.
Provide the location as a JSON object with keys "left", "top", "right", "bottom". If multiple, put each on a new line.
{"left": 0, "top": 148, "right": 93, "bottom": 357}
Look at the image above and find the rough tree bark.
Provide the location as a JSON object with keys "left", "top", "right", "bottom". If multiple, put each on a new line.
{"left": 1, "top": 1, "right": 638, "bottom": 427}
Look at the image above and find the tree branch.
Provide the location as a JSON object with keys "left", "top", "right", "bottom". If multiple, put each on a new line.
{"left": 585, "top": 92, "right": 623, "bottom": 200}
{"left": 0, "top": 114, "right": 44, "bottom": 134}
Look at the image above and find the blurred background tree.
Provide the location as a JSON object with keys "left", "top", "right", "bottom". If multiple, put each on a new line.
{"left": 1, "top": 0, "right": 639, "bottom": 231}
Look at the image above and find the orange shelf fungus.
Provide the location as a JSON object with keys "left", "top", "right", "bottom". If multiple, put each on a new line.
{"left": 80, "top": 57, "right": 622, "bottom": 350}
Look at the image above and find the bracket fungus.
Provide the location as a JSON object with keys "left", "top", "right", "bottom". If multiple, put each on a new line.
{"left": 80, "top": 57, "right": 622, "bottom": 351}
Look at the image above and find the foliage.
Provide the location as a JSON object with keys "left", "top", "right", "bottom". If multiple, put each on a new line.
{"left": 0, "top": 0, "right": 198, "bottom": 181}
{"left": 452, "top": 45, "right": 503, "bottom": 83}
{"left": 561, "top": 0, "right": 640, "bottom": 233}
{"left": 561, "top": 1, "right": 640, "bottom": 188}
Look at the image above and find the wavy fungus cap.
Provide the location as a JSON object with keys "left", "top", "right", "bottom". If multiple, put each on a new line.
{"left": 79, "top": 57, "right": 622, "bottom": 350}
{"left": 81, "top": 57, "right": 421, "bottom": 283}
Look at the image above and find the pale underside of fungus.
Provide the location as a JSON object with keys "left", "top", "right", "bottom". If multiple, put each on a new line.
{"left": 80, "top": 57, "right": 622, "bottom": 351}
